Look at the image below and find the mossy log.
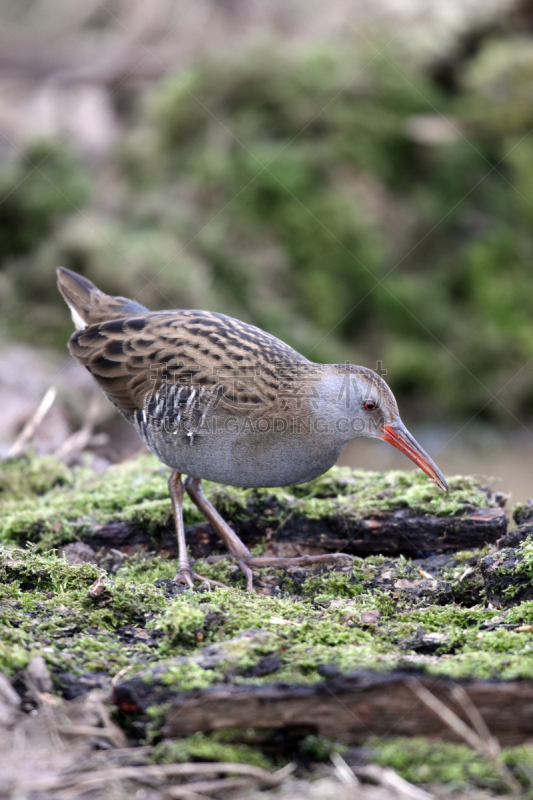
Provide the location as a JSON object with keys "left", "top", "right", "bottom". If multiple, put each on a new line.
{"left": 86, "top": 505, "right": 507, "bottom": 559}
{"left": 0, "top": 456, "right": 505, "bottom": 557}
{"left": 112, "top": 671, "right": 533, "bottom": 747}
{"left": 481, "top": 524, "right": 533, "bottom": 605}
{"left": 6, "top": 453, "right": 533, "bottom": 763}
{"left": 79, "top": 466, "right": 507, "bottom": 559}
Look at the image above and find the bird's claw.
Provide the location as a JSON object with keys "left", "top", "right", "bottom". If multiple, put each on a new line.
{"left": 193, "top": 579, "right": 211, "bottom": 593}
{"left": 173, "top": 568, "right": 229, "bottom": 591}
{"left": 173, "top": 567, "right": 195, "bottom": 588}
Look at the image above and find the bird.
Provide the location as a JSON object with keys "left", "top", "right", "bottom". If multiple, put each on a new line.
{"left": 57, "top": 267, "right": 448, "bottom": 591}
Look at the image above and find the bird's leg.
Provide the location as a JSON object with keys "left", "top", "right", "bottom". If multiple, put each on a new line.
{"left": 184, "top": 477, "right": 352, "bottom": 592}
{"left": 168, "top": 472, "right": 229, "bottom": 590}
{"left": 184, "top": 476, "right": 254, "bottom": 592}
{"left": 168, "top": 471, "right": 194, "bottom": 587}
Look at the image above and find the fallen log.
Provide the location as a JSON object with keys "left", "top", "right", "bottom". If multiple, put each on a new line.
{"left": 84, "top": 505, "right": 507, "bottom": 558}
{"left": 113, "top": 670, "right": 533, "bottom": 747}
{"left": 0, "top": 456, "right": 507, "bottom": 558}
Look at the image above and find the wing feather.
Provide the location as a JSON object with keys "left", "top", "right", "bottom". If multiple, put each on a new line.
{"left": 69, "top": 310, "right": 310, "bottom": 420}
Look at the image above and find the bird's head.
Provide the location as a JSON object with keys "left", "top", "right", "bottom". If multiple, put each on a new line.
{"left": 333, "top": 364, "right": 448, "bottom": 492}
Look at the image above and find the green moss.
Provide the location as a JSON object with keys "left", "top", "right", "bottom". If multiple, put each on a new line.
{"left": 299, "top": 567, "right": 365, "bottom": 601}
{"left": 210, "top": 469, "right": 495, "bottom": 534}
{"left": 508, "top": 536, "right": 533, "bottom": 579}
{"left": 158, "top": 661, "right": 219, "bottom": 692}
{"left": 7, "top": 537, "right": 533, "bottom": 694}
{"left": 0, "top": 546, "right": 167, "bottom": 678}
{"left": 371, "top": 736, "right": 530, "bottom": 791}
{"left": 0, "top": 454, "right": 73, "bottom": 499}
{"left": 150, "top": 732, "right": 272, "bottom": 768}
{"left": 299, "top": 734, "right": 346, "bottom": 762}
{"left": 0, "top": 458, "right": 530, "bottom": 708}
{"left": 505, "top": 601, "right": 533, "bottom": 625}
{"left": 513, "top": 503, "right": 533, "bottom": 526}
{"left": 116, "top": 552, "right": 179, "bottom": 584}
{"left": 1, "top": 544, "right": 103, "bottom": 591}
{"left": 478, "top": 537, "right": 533, "bottom": 605}
{"left": 0, "top": 455, "right": 200, "bottom": 547}
{"left": 0, "top": 456, "right": 495, "bottom": 555}
{"left": 156, "top": 600, "right": 208, "bottom": 648}
{"left": 132, "top": 583, "right": 533, "bottom": 692}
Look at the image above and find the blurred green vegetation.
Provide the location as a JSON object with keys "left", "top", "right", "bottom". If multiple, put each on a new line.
{"left": 2, "top": 36, "right": 533, "bottom": 424}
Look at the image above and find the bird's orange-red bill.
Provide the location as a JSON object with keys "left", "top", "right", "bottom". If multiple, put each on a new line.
{"left": 381, "top": 419, "right": 448, "bottom": 491}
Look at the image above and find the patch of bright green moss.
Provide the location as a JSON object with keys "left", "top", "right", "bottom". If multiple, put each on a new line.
{"left": 298, "top": 564, "right": 365, "bottom": 600}
{"left": 297, "top": 470, "right": 493, "bottom": 516}
{"left": 0, "top": 546, "right": 167, "bottom": 678}
{"left": 5, "top": 543, "right": 532, "bottom": 695}
{"left": 116, "top": 552, "right": 179, "bottom": 584}
{"left": 0, "top": 454, "right": 73, "bottom": 499}
{"left": 151, "top": 588, "right": 533, "bottom": 689}
{"left": 143, "top": 586, "right": 412, "bottom": 690}
{"left": 150, "top": 732, "right": 272, "bottom": 768}
{"left": 212, "top": 469, "right": 495, "bottom": 528}
{"left": 479, "top": 537, "right": 533, "bottom": 604}
{"left": 507, "top": 536, "right": 533, "bottom": 579}
{"left": 0, "top": 455, "right": 201, "bottom": 547}
{"left": 1, "top": 544, "right": 103, "bottom": 591}
{"left": 371, "top": 736, "right": 533, "bottom": 791}
{"left": 157, "top": 661, "right": 220, "bottom": 692}
{"left": 156, "top": 602, "right": 208, "bottom": 648}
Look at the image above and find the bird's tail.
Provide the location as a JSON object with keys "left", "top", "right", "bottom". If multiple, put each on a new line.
{"left": 57, "top": 267, "right": 148, "bottom": 329}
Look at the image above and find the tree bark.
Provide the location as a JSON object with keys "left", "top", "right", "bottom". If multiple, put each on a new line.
{"left": 85, "top": 507, "right": 507, "bottom": 558}
{"left": 113, "top": 671, "right": 533, "bottom": 747}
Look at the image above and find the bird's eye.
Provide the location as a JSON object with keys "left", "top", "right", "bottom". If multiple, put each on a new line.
{"left": 364, "top": 400, "right": 377, "bottom": 411}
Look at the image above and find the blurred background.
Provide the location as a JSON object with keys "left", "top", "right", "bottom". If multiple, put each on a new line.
{"left": 1, "top": 0, "right": 532, "bottom": 501}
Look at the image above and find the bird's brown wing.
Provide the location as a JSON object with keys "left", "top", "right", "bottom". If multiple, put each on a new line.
{"left": 69, "top": 309, "right": 310, "bottom": 421}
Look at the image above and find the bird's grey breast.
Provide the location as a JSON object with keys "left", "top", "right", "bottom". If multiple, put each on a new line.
{"left": 134, "top": 369, "right": 345, "bottom": 487}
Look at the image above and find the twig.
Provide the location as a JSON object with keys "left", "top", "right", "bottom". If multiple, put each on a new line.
{"left": 165, "top": 777, "right": 255, "bottom": 798}
{"left": 54, "top": 395, "right": 100, "bottom": 462}
{"left": 59, "top": 746, "right": 152, "bottom": 775}
{"left": 8, "top": 761, "right": 288, "bottom": 793}
{"left": 57, "top": 724, "right": 125, "bottom": 740}
{"left": 7, "top": 387, "right": 57, "bottom": 457}
{"left": 408, "top": 680, "right": 521, "bottom": 794}
{"left": 163, "top": 791, "right": 208, "bottom": 800}
{"left": 456, "top": 566, "right": 475, "bottom": 584}
{"left": 331, "top": 752, "right": 359, "bottom": 789}
{"left": 450, "top": 685, "right": 499, "bottom": 759}
{"left": 111, "top": 665, "right": 136, "bottom": 688}
{"left": 90, "top": 692, "right": 129, "bottom": 749}
{"left": 409, "top": 680, "right": 488, "bottom": 752}
{"left": 272, "top": 763, "right": 296, "bottom": 781}
{"left": 354, "top": 764, "right": 435, "bottom": 800}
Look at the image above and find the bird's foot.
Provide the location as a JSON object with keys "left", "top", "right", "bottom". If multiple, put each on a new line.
{"left": 176, "top": 554, "right": 353, "bottom": 593}
{"left": 173, "top": 566, "right": 195, "bottom": 588}
{"left": 191, "top": 571, "right": 229, "bottom": 590}
{"left": 172, "top": 567, "right": 229, "bottom": 591}
{"left": 239, "top": 553, "right": 353, "bottom": 592}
